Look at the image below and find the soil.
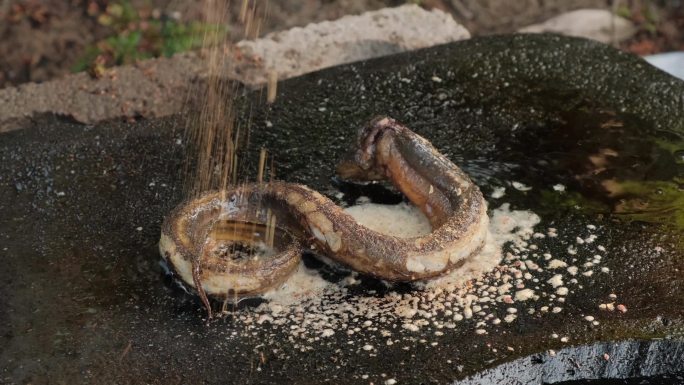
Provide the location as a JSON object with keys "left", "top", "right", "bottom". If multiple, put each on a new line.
{"left": 2, "top": 0, "right": 682, "bottom": 90}
{"left": 619, "top": 1, "right": 684, "bottom": 55}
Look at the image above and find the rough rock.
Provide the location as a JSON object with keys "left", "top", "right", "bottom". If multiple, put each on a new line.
{"left": 235, "top": 4, "right": 470, "bottom": 84}
{"left": 2, "top": 35, "right": 683, "bottom": 385}
{"left": 518, "top": 9, "right": 636, "bottom": 44}
{"left": 449, "top": 0, "right": 610, "bottom": 34}
{"left": 0, "top": 5, "right": 469, "bottom": 133}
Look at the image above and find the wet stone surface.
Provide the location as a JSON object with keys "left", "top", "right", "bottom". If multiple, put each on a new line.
{"left": 1, "top": 35, "right": 683, "bottom": 384}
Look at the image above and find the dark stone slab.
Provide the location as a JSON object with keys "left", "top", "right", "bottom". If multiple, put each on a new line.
{"left": 1, "top": 34, "right": 682, "bottom": 384}
{"left": 458, "top": 339, "right": 684, "bottom": 384}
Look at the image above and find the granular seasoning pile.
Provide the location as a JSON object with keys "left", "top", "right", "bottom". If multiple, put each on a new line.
{"left": 218, "top": 195, "right": 611, "bottom": 356}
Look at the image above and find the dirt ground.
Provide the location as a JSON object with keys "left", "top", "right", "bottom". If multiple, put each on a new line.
{"left": 0, "top": 0, "right": 682, "bottom": 89}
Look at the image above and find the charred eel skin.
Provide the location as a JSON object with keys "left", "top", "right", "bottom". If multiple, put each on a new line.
{"left": 160, "top": 117, "right": 489, "bottom": 315}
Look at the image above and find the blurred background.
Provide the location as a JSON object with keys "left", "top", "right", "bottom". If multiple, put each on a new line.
{"left": 0, "top": 0, "right": 682, "bottom": 89}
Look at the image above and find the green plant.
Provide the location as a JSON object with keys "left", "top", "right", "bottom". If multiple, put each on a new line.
{"left": 615, "top": 0, "right": 661, "bottom": 36}
{"left": 73, "top": 1, "right": 228, "bottom": 76}
{"left": 610, "top": 179, "right": 684, "bottom": 230}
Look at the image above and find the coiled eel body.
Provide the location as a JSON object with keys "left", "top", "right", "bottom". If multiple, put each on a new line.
{"left": 160, "top": 117, "right": 489, "bottom": 315}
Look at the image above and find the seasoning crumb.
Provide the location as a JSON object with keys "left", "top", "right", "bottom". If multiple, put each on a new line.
{"left": 514, "top": 288, "right": 535, "bottom": 301}
{"left": 402, "top": 323, "right": 419, "bottom": 332}
{"left": 548, "top": 259, "right": 567, "bottom": 269}
{"left": 547, "top": 274, "right": 563, "bottom": 288}
{"left": 504, "top": 314, "right": 517, "bottom": 323}
{"left": 491, "top": 186, "right": 506, "bottom": 199}
{"left": 512, "top": 181, "right": 532, "bottom": 191}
